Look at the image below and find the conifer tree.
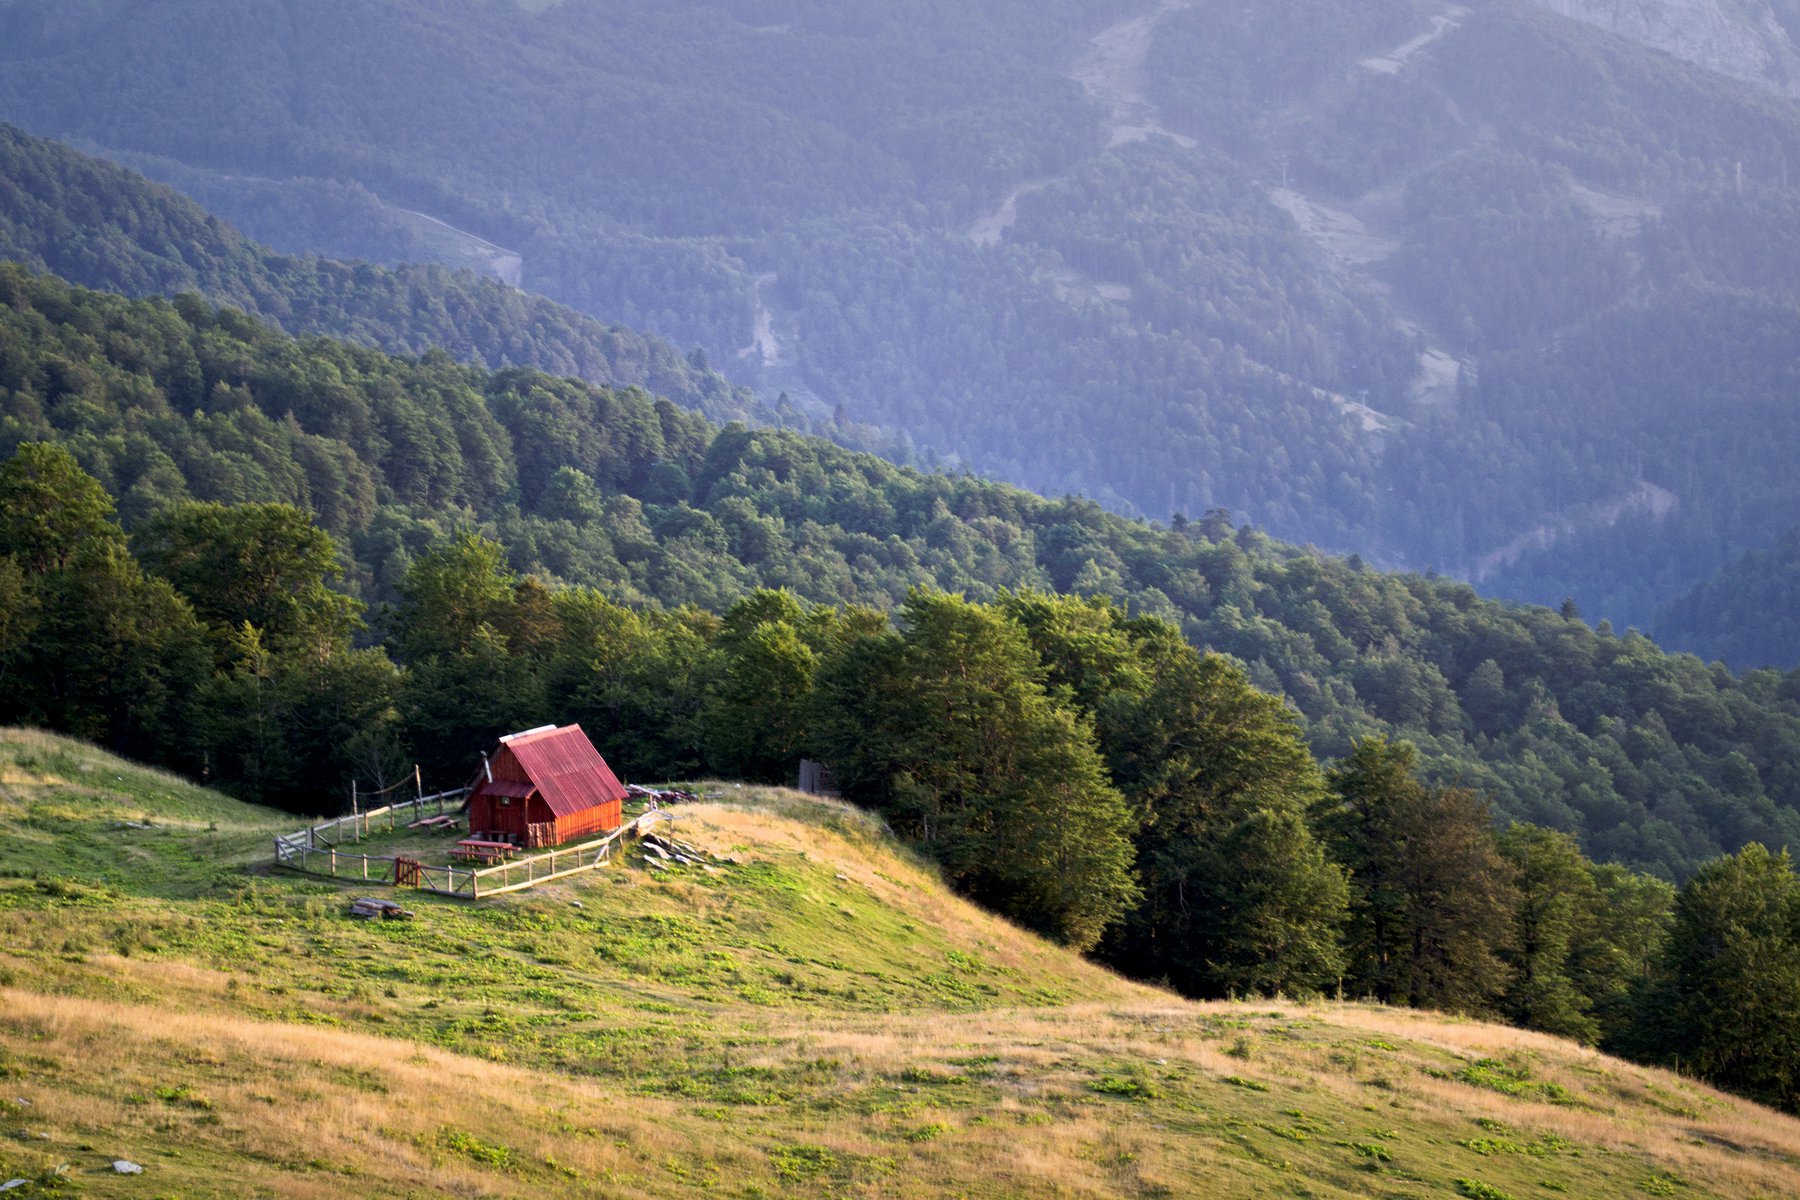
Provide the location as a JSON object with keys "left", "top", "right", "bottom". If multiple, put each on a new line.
{"left": 1394, "top": 782, "right": 1517, "bottom": 1013}
{"left": 1315, "top": 738, "right": 1416, "bottom": 1002}
{"left": 1577, "top": 863, "right": 1674, "bottom": 1046}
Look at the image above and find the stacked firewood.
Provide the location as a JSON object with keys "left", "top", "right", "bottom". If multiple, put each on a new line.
{"left": 626, "top": 784, "right": 700, "bottom": 805}
{"left": 635, "top": 831, "right": 732, "bottom": 874}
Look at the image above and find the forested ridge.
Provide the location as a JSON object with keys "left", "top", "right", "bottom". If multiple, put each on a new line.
{"left": 0, "top": 121, "right": 933, "bottom": 475}
{"left": 5, "top": 0, "right": 1800, "bottom": 659}
{"left": 0, "top": 123, "right": 778, "bottom": 434}
{"left": 4, "top": 264, "right": 1799, "bottom": 889}
{"left": 1656, "top": 533, "right": 1800, "bottom": 671}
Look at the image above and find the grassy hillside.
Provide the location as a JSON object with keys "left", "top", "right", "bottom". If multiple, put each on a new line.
{"left": 1, "top": 729, "right": 1796, "bottom": 1198}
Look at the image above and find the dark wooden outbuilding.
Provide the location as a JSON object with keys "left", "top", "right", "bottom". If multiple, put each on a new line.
{"left": 467, "top": 724, "right": 627, "bottom": 848}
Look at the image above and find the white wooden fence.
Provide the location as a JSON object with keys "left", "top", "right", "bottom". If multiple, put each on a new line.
{"left": 279, "top": 787, "right": 469, "bottom": 851}
{"left": 273, "top": 800, "right": 673, "bottom": 900}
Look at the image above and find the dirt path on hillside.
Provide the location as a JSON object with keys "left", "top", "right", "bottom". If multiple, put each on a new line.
{"left": 735, "top": 272, "right": 834, "bottom": 420}
{"left": 392, "top": 207, "right": 523, "bottom": 287}
{"left": 965, "top": 0, "right": 1196, "bottom": 246}
{"left": 1473, "top": 481, "right": 1679, "bottom": 578}
{"left": 738, "top": 272, "right": 785, "bottom": 367}
{"left": 967, "top": 180, "right": 1052, "bottom": 247}
{"left": 1359, "top": 5, "right": 1469, "bottom": 74}
{"left": 1568, "top": 182, "right": 1662, "bottom": 240}
{"left": 1238, "top": 355, "right": 1400, "bottom": 434}
{"left": 1268, "top": 188, "right": 1400, "bottom": 266}
{"left": 1070, "top": 0, "right": 1200, "bottom": 149}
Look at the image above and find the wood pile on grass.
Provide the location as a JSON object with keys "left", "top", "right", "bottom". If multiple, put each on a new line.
{"left": 635, "top": 831, "right": 731, "bottom": 874}
{"left": 627, "top": 784, "right": 700, "bottom": 805}
{"left": 349, "top": 897, "right": 415, "bottom": 920}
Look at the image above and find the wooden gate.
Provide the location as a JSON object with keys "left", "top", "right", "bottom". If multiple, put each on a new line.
{"left": 394, "top": 857, "right": 423, "bottom": 888}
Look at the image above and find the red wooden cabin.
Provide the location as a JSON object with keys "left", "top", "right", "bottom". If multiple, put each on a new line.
{"left": 467, "top": 725, "right": 627, "bottom": 848}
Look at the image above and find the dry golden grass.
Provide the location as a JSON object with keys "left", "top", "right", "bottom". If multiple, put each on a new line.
{"left": 0, "top": 987, "right": 704, "bottom": 1198}
{"left": 4, "top": 740, "right": 1800, "bottom": 1198}
{"left": 12, "top": 985, "right": 1799, "bottom": 1198}
{"left": 1294, "top": 999, "right": 1800, "bottom": 1198}
{"left": 0, "top": 727, "right": 193, "bottom": 793}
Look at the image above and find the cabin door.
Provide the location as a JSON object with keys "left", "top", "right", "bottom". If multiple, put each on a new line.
{"left": 490, "top": 794, "right": 528, "bottom": 839}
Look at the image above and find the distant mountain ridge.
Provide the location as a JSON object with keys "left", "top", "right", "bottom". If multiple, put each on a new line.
{"left": 0, "top": 122, "right": 761, "bottom": 425}
{"left": 1534, "top": 0, "right": 1800, "bottom": 93}
{"left": 7, "top": 0, "right": 1800, "bottom": 660}
{"left": 1656, "top": 532, "right": 1800, "bottom": 669}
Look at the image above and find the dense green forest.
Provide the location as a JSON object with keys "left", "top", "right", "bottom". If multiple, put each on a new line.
{"left": 4, "top": 264, "right": 1799, "bottom": 885}
{"left": 6, "top": 0, "right": 1800, "bottom": 656}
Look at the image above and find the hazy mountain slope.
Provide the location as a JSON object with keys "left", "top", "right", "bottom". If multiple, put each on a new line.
{"left": 1533, "top": 0, "right": 1800, "bottom": 93}
{"left": 1144, "top": 0, "right": 1800, "bottom": 634}
{"left": 2, "top": 727, "right": 1797, "bottom": 1199}
{"left": 0, "top": 122, "right": 760, "bottom": 426}
{"left": 0, "top": 0, "right": 1472, "bottom": 540}
{"left": 1656, "top": 532, "right": 1800, "bottom": 669}
{"left": 6, "top": 262, "right": 1800, "bottom": 878}
{"left": 6, "top": 0, "right": 1800, "bottom": 655}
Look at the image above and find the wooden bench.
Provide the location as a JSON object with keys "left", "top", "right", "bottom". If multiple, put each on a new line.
{"left": 451, "top": 838, "right": 516, "bottom": 865}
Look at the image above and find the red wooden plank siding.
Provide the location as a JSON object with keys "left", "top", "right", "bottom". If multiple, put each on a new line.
{"left": 466, "top": 724, "right": 627, "bottom": 848}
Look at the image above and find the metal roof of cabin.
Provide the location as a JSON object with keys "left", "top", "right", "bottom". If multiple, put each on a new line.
{"left": 496, "top": 724, "right": 628, "bottom": 818}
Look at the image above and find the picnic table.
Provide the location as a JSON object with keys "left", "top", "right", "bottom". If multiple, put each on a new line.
{"left": 408, "top": 813, "right": 459, "bottom": 831}
{"left": 451, "top": 838, "right": 516, "bottom": 864}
